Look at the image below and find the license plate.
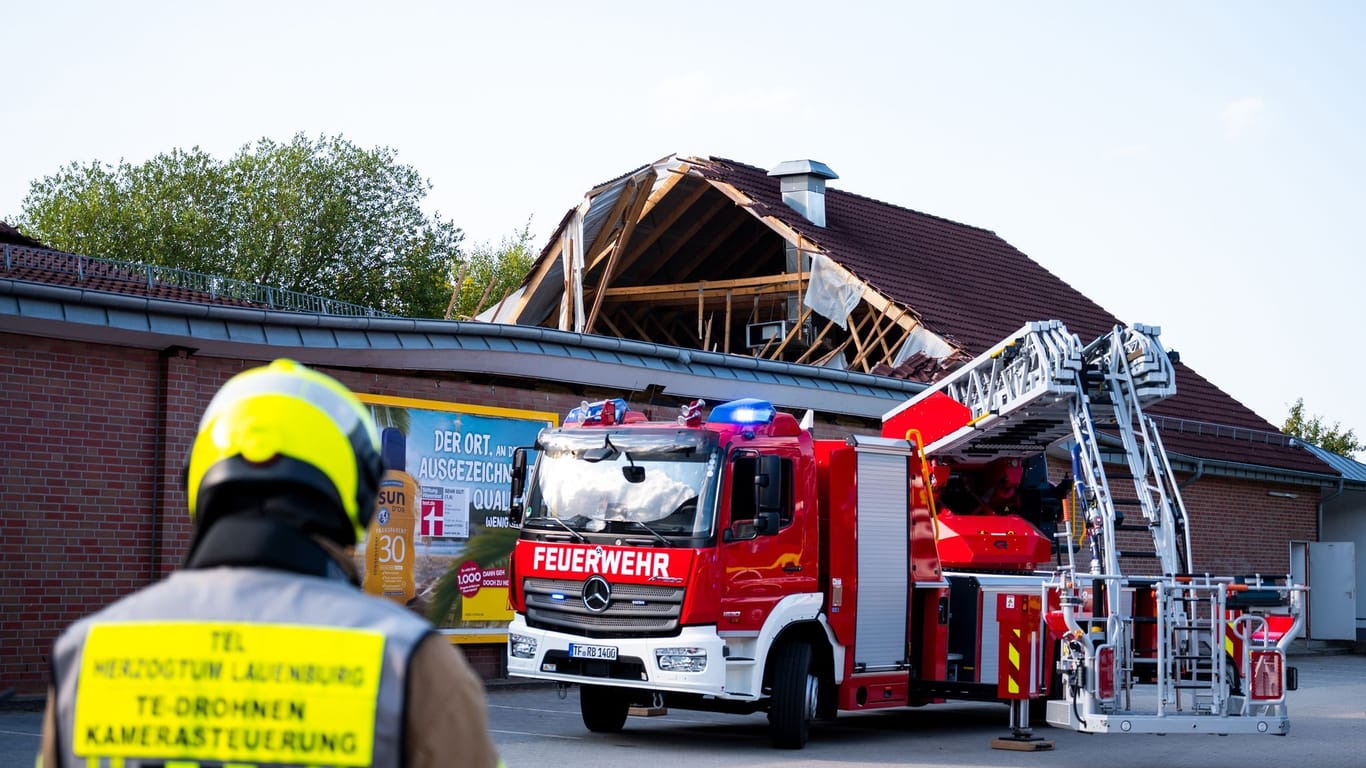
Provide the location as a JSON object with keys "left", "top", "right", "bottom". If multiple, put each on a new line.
{"left": 569, "top": 643, "right": 618, "bottom": 660}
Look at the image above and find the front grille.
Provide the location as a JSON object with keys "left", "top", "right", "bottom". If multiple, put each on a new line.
{"left": 523, "top": 576, "right": 684, "bottom": 638}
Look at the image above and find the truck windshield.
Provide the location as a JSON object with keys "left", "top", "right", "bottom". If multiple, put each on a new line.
{"left": 523, "top": 429, "right": 721, "bottom": 538}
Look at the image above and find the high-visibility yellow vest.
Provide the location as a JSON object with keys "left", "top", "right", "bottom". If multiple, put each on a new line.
{"left": 52, "top": 567, "right": 431, "bottom": 768}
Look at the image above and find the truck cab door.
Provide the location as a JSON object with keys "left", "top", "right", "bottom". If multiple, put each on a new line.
{"left": 717, "top": 449, "right": 816, "bottom": 632}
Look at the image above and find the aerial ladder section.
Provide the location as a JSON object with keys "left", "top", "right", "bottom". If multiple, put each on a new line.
{"left": 1074, "top": 323, "right": 1190, "bottom": 578}
{"left": 887, "top": 320, "right": 1306, "bottom": 735}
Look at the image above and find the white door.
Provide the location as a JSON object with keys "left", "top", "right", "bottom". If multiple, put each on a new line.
{"left": 1293, "top": 541, "right": 1357, "bottom": 640}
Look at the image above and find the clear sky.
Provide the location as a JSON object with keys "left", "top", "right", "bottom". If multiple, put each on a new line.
{"left": 5, "top": 2, "right": 1364, "bottom": 452}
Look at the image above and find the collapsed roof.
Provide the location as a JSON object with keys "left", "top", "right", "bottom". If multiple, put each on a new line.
{"left": 500, "top": 155, "right": 1325, "bottom": 476}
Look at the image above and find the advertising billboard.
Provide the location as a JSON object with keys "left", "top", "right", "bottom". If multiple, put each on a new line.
{"left": 356, "top": 393, "right": 555, "bottom": 642}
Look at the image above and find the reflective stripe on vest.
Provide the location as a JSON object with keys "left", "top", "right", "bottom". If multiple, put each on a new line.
{"left": 52, "top": 568, "right": 431, "bottom": 768}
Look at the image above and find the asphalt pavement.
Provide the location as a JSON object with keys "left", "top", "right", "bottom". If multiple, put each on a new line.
{"left": 4, "top": 652, "right": 1364, "bottom": 768}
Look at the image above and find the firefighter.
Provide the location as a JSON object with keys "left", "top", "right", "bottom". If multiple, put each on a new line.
{"left": 1018, "top": 454, "right": 1074, "bottom": 552}
{"left": 40, "top": 359, "right": 503, "bottom": 768}
{"left": 940, "top": 458, "right": 1027, "bottom": 516}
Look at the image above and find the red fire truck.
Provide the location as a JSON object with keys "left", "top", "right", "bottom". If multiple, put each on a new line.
{"left": 505, "top": 321, "right": 1305, "bottom": 748}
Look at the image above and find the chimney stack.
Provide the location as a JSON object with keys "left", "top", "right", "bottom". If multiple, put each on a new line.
{"left": 767, "top": 159, "right": 838, "bottom": 227}
{"left": 767, "top": 160, "right": 839, "bottom": 341}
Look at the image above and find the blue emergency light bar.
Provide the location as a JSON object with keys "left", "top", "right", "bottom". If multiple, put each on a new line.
{"left": 566, "top": 398, "right": 630, "bottom": 424}
{"left": 708, "top": 398, "right": 776, "bottom": 427}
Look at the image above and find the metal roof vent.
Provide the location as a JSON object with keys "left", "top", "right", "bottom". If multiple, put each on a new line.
{"left": 767, "top": 159, "right": 838, "bottom": 227}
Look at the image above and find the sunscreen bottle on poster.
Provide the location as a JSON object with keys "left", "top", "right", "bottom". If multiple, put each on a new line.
{"left": 364, "top": 427, "right": 418, "bottom": 604}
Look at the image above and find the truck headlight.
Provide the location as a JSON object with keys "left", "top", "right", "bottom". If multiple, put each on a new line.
{"left": 655, "top": 647, "right": 707, "bottom": 673}
{"left": 509, "top": 633, "right": 537, "bottom": 659}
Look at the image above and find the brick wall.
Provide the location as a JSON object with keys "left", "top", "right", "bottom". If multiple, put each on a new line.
{"left": 0, "top": 334, "right": 686, "bottom": 695}
{"left": 2, "top": 338, "right": 164, "bottom": 693}
{"left": 1179, "top": 475, "right": 1316, "bottom": 576}
{"left": 459, "top": 643, "right": 509, "bottom": 680}
{"left": 1047, "top": 458, "right": 1317, "bottom": 577}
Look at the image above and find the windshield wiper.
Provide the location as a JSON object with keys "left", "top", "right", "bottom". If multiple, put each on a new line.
{"left": 625, "top": 520, "right": 674, "bottom": 547}
{"left": 535, "top": 515, "right": 587, "bottom": 543}
{"left": 583, "top": 435, "right": 619, "bottom": 463}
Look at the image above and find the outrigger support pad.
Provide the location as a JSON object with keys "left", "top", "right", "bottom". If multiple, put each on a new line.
{"left": 992, "top": 700, "right": 1054, "bottom": 752}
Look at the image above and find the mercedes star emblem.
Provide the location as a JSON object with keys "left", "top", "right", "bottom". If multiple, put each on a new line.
{"left": 582, "top": 575, "right": 612, "bottom": 613}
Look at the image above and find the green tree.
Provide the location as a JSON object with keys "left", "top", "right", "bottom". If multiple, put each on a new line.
{"left": 1283, "top": 398, "right": 1363, "bottom": 456}
{"left": 17, "top": 134, "right": 462, "bottom": 317}
{"left": 444, "top": 220, "right": 537, "bottom": 320}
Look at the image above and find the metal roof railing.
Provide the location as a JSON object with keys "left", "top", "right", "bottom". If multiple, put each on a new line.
{"left": 1148, "top": 414, "right": 1295, "bottom": 448}
{"left": 2, "top": 242, "right": 395, "bottom": 318}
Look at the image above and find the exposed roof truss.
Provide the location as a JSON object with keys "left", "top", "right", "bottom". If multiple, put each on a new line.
{"left": 505, "top": 155, "right": 960, "bottom": 377}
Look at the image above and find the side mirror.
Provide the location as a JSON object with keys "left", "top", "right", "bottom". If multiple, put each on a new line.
{"left": 756, "top": 455, "right": 783, "bottom": 509}
{"left": 726, "top": 520, "right": 758, "bottom": 541}
{"left": 509, "top": 447, "right": 528, "bottom": 526}
{"left": 755, "top": 454, "right": 784, "bottom": 535}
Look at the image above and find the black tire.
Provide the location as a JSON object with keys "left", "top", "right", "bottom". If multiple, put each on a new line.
{"left": 1225, "top": 658, "right": 1244, "bottom": 696}
{"left": 580, "top": 684, "right": 630, "bottom": 733}
{"left": 769, "top": 642, "right": 816, "bottom": 749}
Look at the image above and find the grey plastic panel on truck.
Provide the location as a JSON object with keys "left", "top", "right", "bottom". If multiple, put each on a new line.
{"left": 852, "top": 439, "right": 910, "bottom": 672}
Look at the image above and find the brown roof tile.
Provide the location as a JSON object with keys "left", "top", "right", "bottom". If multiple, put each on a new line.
{"left": 698, "top": 157, "right": 1328, "bottom": 476}
{"left": 870, "top": 349, "right": 973, "bottom": 384}
{"left": 0, "top": 221, "right": 46, "bottom": 248}
{"left": 2, "top": 245, "right": 257, "bottom": 307}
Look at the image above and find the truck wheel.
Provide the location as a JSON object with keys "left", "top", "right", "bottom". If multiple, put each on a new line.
{"left": 769, "top": 642, "right": 816, "bottom": 749}
{"left": 580, "top": 684, "right": 630, "bottom": 733}
{"left": 1225, "top": 659, "right": 1244, "bottom": 696}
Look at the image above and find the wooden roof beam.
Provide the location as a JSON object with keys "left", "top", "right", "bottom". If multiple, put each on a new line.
{"left": 582, "top": 176, "right": 641, "bottom": 270}
{"left": 601, "top": 272, "right": 807, "bottom": 300}
{"left": 562, "top": 235, "right": 576, "bottom": 330}
{"left": 846, "top": 309, "right": 876, "bottom": 373}
{"left": 582, "top": 166, "right": 695, "bottom": 279}
{"left": 792, "top": 250, "right": 945, "bottom": 361}
{"left": 644, "top": 196, "right": 730, "bottom": 273}
{"left": 510, "top": 159, "right": 678, "bottom": 329}
{"left": 766, "top": 306, "right": 813, "bottom": 361}
{"left": 586, "top": 287, "right": 788, "bottom": 312}
{"left": 622, "top": 309, "right": 654, "bottom": 344}
{"left": 794, "top": 316, "right": 840, "bottom": 365}
{"left": 724, "top": 289, "right": 733, "bottom": 354}
{"left": 597, "top": 312, "right": 626, "bottom": 340}
{"left": 667, "top": 210, "right": 750, "bottom": 280}
{"left": 443, "top": 260, "right": 470, "bottom": 320}
{"left": 812, "top": 334, "right": 854, "bottom": 367}
{"left": 507, "top": 236, "right": 562, "bottom": 324}
{"left": 697, "top": 176, "right": 825, "bottom": 257}
{"left": 604, "top": 181, "right": 712, "bottom": 283}
{"left": 641, "top": 308, "right": 683, "bottom": 348}
{"left": 864, "top": 303, "right": 913, "bottom": 364}
{"left": 585, "top": 176, "right": 655, "bottom": 334}
{"left": 672, "top": 187, "right": 946, "bottom": 358}
{"left": 709, "top": 217, "right": 775, "bottom": 277}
